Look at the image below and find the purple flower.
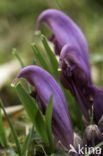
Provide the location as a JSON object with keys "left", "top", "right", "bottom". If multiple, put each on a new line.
{"left": 36, "top": 9, "right": 103, "bottom": 123}
{"left": 15, "top": 65, "right": 73, "bottom": 148}
{"left": 36, "top": 9, "right": 93, "bottom": 120}
{"left": 36, "top": 9, "right": 88, "bottom": 59}
{"left": 59, "top": 44, "right": 93, "bottom": 121}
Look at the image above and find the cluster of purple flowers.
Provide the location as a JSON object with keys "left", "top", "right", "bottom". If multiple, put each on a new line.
{"left": 15, "top": 9, "right": 103, "bottom": 150}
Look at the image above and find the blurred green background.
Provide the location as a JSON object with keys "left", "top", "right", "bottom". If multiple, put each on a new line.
{"left": 0, "top": 0, "right": 103, "bottom": 106}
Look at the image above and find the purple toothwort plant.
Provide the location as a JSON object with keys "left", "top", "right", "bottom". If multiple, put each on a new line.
{"left": 15, "top": 65, "right": 73, "bottom": 149}
{"left": 36, "top": 9, "right": 92, "bottom": 120}
{"left": 36, "top": 9, "right": 103, "bottom": 123}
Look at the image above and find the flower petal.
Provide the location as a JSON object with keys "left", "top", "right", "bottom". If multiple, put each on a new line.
{"left": 36, "top": 9, "right": 88, "bottom": 60}
{"left": 16, "top": 65, "right": 73, "bottom": 148}
{"left": 59, "top": 44, "right": 93, "bottom": 120}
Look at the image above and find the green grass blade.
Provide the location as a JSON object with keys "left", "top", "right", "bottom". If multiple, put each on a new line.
{"left": 15, "top": 82, "right": 48, "bottom": 145}
{"left": 63, "top": 88, "right": 84, "bottom": 130}
{"left": 0, "top": 99, "right": 21, "bottom": 156}
{"left": 42, "top": 35, "right": 58, "bottom": 79}
{"left": 31, "top": 43, "right": 52, "bottom": 72}
{"left": 15, "top": 83, "right": 37, "bottom": 123}
{"left": 12, "top": 48, "right": 25, "bottom": 67}
{"left": 0, "top": 107, "right": 7, "bottom": 147}
{"left": 35, "top": 110, "right": 49, "bottom": 145}
{"left": 42, "top": 35, "right": 58, "bottom": 68}
{"left": 45, "top": 97, "right": 54, "bottom": 150}
{"left": 21, "top": 125, "right": 34, "bottom": 156}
